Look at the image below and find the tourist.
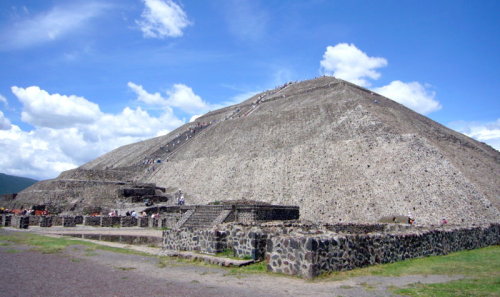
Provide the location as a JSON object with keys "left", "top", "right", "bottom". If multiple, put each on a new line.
{"left": 125, "top": 211, "right": 130, "bottom": 216}
{"left": 441, "top": 218, "right": 448, "bottom": 225}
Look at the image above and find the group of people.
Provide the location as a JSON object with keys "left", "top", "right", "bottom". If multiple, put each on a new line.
{"left": 107, "top": 210, "right": 150, "bottom": 218}
{"left": 0, "top": 207, "right": 48, "bottom": 215}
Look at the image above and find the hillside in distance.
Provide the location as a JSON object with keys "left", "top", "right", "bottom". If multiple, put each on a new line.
{"left": 13, "top": 77, "right": 500, "bottom": 225}
{"left": 0, "top": 173, "right": 38, "bottom": 195}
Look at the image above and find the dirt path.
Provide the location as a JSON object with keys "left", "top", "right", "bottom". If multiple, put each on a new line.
{"left": 0, "top": 229, "right": 464, "bottom": 297}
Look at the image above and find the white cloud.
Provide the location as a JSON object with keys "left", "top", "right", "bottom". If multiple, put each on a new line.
{"left": 137, "top": 0, "right": 191, "bottom": 39}
{"left": 11, "top": 86, "right": 102, "bottom": 128}
{"left": 0, "top": 110, "right": 11, "bottom": 130}
{"left": 128, "top": 82, "right": 210, "bottom": 114}
{"left": 1, "top": 85, "right": 186, "bottom": 179}
{"left": 320, "top": 43, "right": 387, "bottom": 87}
{"left": 449, "top": 119, "right": 500, "bottom": 151}
{"left": 319, "top": 43, "right": 442, "bottom": 115}
{"left": 0, "top": 94, "right": 7, "bottom": 107}
{"left": 373, "top": 81, "right": 442, "bottom": 115}
{"left": 0, "top": 2, "right": 110, "bottom": 50}
{"left": 189, "top": 114, "right": 202, "bottom": 123}
{"left": 165, "top": 84, "right": 208, "bottom": 114}
{"left": 127, "top": 82, "right": 168, "bottom": 106}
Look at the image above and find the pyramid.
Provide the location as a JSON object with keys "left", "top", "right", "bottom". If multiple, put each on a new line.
{"left": 12, "top": 77, "right": 500, "bottom": 225}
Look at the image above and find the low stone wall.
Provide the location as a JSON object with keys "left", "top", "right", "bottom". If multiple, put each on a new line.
{"left": 233, "top": 206, "right": 299, "bottom": 224}
{"left": 224, "top": 225, "right": 267, "bottom": 260}
{"left": 84, "top": 216, "right": 101, "bottom": 226}
{"left": 39, "top": 216, "right": 52, "bottom": 227}
{"left": 1, "top": 214, "right": 11, "bottom": 227}
{"left": 266, "top": 224, "right": 500, "bottom": 278}
{"left": 11, "top": 216, "right": 29, "bottom": 229}
{"left": 62, "top": 216, "right": 76, "bottom": 227}
{"left": 163, "top": 222, "right": 500, "bottom": 277}
{"left": 138, "top": 217, "right": 149, "bottom": 227}
{"left": 28, "top": 216, "right": 41, "bottom": 226}
{"left": 101, "top": 216, "right": 121, "bottom": 227}
{"left": 52, "top": 216, "right": 63, "bottom": 226}
{"left": 163, "top": 229, "right": 227, "bottom": 254}
{"left": 75, "top": 215, "right": 84, "bottom": 224}
{"left": 121, "top": 217, "right": 138, "bottom": 227}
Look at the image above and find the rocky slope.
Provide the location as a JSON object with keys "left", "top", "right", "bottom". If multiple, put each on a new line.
{"left": 14, "top": 77, "right": 500, "bottom": 224}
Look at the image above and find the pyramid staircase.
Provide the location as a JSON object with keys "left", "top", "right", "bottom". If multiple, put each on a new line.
{"left": 175, "top": 206, "right": 232, "bottom": 229}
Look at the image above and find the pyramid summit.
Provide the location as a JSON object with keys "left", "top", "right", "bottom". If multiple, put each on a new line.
{"left": 9, "top": 77, "right": 500, "bottom": 225}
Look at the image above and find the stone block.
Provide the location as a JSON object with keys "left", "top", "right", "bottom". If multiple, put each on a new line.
{"left": 74, "top": 215, "right": 84, "bottom": 224}
{"left": 11, "top": 216, "right": 29, "bottom": 229}
{"left": 28, "top": 216, "right": 41, "bottom": 226}
{"left": 83, "top": 216, "right": 101, "bottom": 226}
{"left": 2, "top": 215, "right": 11, "bottom": 227}
{"left": 138, "top": 217, "right": 149, "bottom": 227}
{"left": 121, "top": 216, "right": 138, "bottom": 227}
{"left": 62, "top": 216, "right": 76, "bottom": 227}
{"left": 101, "top": 216, "right": 121, "bottom": 227}
{"left": 39, "top": 216, "right": 53, "bottom": 227}
{"left": 52, "top": 216, "right": 63, "bottom": 226}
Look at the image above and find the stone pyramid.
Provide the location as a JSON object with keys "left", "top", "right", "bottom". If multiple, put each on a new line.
{"left": 12, "top": 77, "right": 500, "bottom": 224}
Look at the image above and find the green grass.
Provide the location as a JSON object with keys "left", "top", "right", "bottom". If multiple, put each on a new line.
{"left": 0, "top": 232, "right": 151, "bottom": 256}
{"left": 318, "top": 246, "right": 500, "bottom": 281}
{"left": 395, "top": 278, "right": 500, "bottom": 297}
{"left": 317, "top": 246, "right": 500, "bottom": 297}
{"left": 215, "top": 248, "right": 252, "bottom": 260}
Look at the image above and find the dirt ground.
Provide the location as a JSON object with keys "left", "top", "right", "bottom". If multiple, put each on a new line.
{"left": 0, "top": 228, "right": 463, "bottom": 297}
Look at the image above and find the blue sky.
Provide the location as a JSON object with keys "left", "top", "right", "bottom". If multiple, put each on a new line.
{"left": 0, "top": 0, "right": 499, "bottom": 180}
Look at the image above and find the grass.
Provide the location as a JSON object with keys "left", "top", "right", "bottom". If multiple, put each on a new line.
{"left": 0, "top": 232, "right": 151, "bottom": 256}
{"left": 317, "top": 246, "right": 500, "bottom": 297}
{"left": 395, "top": 278, "right": 500, "bottom": 297}
{"left": 215, "top": 248, "right": 252, "bottom": 260}
{"left": 318, "top": 246, "right": 500, "bottom": 281}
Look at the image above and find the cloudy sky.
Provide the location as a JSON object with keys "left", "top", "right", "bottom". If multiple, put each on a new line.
{"left": 0, "top": 0, "right": 499, "bottom": 180}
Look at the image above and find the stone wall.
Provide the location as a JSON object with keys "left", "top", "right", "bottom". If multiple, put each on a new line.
{"left": 75, "top": 216, "right": 84, "bottom": 224}
{"left": 233, "top": 206, "right": 299, "bottom": 224}
{"left": 163, "top": 229, "right": 227, "bottom": 254}
{"left": 120, "top": 216, "right": 138, "bottom": 227}
{"left": 101, "top": 216, "right": 121, "bottom": 227}
{"left": 222, "top": 224, "right": 268, "bottom": 260}
{"left": 2, "top": 215, "right": 11, "bottom": 227}
{"left": 266, "top": 223, "right": 500, "bottom": 278}
{"left": 162, "top": 222, "right": 500, "bottom": 277}
{"left": 39, "top": 216, "right": 52, "bottom": 227}
{"left": 11, "top": 216, "right": 29, "bottom": 229}
{"left": 138, "top": 217, "right": 149, "bottom": 227}
{"left": 28, "top": 216, "right": 41, "bottom": 226}
{"left": 62, "top": 216, "right": 76, "bottom": 227}
{"left": 52, "top": 216, "right": 63, "bottom": 226}
{"left": 84, "top": 216, "right": 101, "bottom": 226}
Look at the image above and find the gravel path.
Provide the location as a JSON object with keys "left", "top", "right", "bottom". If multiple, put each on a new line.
{"left": 0, "top": 229, "right": 464, "bottom": 297}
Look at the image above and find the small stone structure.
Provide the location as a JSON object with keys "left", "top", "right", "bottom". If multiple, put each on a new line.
{"left": 83, "top": 216, "right": 101, "bottom": 226}
{"left": 163, "top": 222, "right": 500, "bottom": 278}
{"left": 11, "top": 215, "right": 29, "bottom": 229}
{"left": 120, "top": 216, "right": 138, "bottom": 227}
{"left": 39, "top": 216, "right": 53, "bottom": 227}
{"left": 101, "top": 216, "right": 121, "bottom": 227}
{"left": 2, "top": 214, "right": 12, "bottom": 227}
{"left": 62, "top": 216, "right": 76, "bottom": 227}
